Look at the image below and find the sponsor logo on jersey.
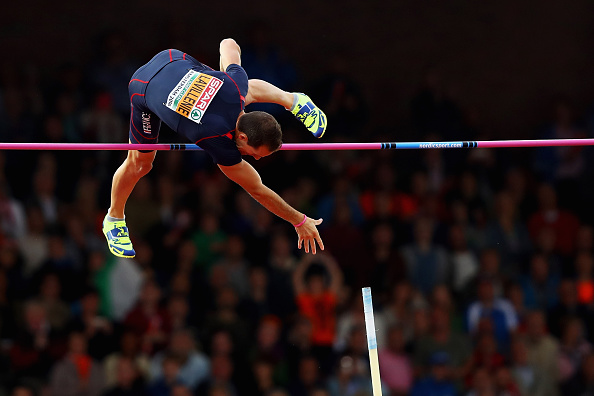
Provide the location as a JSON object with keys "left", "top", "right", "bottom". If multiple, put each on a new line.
{"left": 165, "top": 70, "right": 223, "bottom": 124}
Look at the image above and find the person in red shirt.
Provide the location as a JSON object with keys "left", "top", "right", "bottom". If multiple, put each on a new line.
{"left": 528, "top": 183, "right": 580, "bottom": 256}
{"left": 292, "top": 253, "right": 343, "bottom": 369}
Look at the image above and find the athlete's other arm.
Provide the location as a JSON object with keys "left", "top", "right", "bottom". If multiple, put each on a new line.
{"left": 219, "top": 38, "right": 241, "bottom": 72}
{"left": 218, "top": 160, "right": 324, "bottom": 254}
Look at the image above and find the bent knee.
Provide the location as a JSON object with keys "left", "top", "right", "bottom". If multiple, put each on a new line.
{"left": 126, "top": 152, "right": 155, "bottom": 177}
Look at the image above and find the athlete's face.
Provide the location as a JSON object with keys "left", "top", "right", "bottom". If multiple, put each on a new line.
{"left": 235, "top": 132, "right": 274, "bottom": 160}
{"left": 238, "top": 144, "right": 273, "bottom": 160}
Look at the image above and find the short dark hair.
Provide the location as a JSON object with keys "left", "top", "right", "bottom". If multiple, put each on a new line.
{"left": 237, "top": 111, "right": 282, "bottom": 151}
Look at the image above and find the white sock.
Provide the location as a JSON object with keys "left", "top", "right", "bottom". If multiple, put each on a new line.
{"left": 289, "top": 93, "right": 299, "bottom": 112}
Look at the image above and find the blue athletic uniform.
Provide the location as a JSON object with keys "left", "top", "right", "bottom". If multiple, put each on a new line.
{"left": 128, "top": 49, "right": 247, "bottom": 166}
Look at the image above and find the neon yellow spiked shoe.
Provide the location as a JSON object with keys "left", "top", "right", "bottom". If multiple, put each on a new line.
{"left": 290, "top": 93, "right": 327, "bottom": 138}
{"left": 102, "top": 215, "right": 136, "bottom": 258}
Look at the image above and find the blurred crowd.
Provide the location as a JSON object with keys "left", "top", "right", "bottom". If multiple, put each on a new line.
{"left": 3, "top": 29, "right": 594, "bottom": 396}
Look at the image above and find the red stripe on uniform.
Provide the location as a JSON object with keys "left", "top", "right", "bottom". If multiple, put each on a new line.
{"left": 183, "top": 53, "right": 186, "bottom": 60}
{"left": 195, "top": 130, "right": 235, "bottom": 144}
{"left": 129, "top": 79, "right": 149, "bottom": 85}
{"left": 169, "top": 49, "right": 173, "bottom": 62}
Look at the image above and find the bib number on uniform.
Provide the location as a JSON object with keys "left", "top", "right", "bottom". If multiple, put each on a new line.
{"left": 165, "top": 70, "right": 223, "bottom": 124}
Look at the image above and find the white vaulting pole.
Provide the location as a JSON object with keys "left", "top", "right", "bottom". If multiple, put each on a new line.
{"left": 362, "top": 287, "right": 383, "bottom": 396}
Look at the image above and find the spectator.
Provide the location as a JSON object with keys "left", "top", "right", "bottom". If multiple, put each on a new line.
{"left": 10, "top": 300, "right": 64, "bottom": 383}
{"left": 34, "top": 272, "right": 70, "bottom": 332}
{"left": 29, "top": 167, "right": 59, "bottom": 226}
{"left": 250, "top": 358, "right": 277, "bottom": 396}
{"left": 524, "top": 311, "right": 559, "bottom": 396}
{"left": 465, "top": 367, "right": 495, "bottom": 396}
{"left": 377, "top": 281, "right": 426, "bottom": 347}
{"left": 68, "top": 288, "right": 113, "bottom": 361}
{"left": 494, "top": 366, "right": 521, "bottom": 396}
{"left": 195, "top": 354, "right": 237, "bottom": 396}
{"left": 316, "top": 177, "right": 364, "bottom": 228}
{"left": 378, "top": 324, "right": 414, "bottom": 395}
{"left": 210, "top": 235, "right": 251, "bottom": 299}
{"left": 506, "top": 283, "right": 528, "bottom": 333}
{"left": 485, "top": 191, "right": 532, "bottom": 275}
{"left": 326, "top": 355, "right": 375, "bottom": 396}
{"left": 414, "top": 305, "right": 472, "bottom": 379}
{"left": 293, "top": 253, "right": 343, "bottom": 368}
{"left": 321, "top": 199, "right": 368, "bottom": 287}
{"left": 558, "top": 317, "right": 591, "bottom": 384}
{"left": 266, "top": 233, "right": 297, "bottom": 319}
{"left": 547, "top": 279, "right": 591, "bottom": 339}
{"left": 367, "top": 222, "right": 408, "bottom": 297}
{"left": 102, "top": 356, "right": 147, "bottom": 396}
{"left": 285, "top": 317, "right": 314, "bottom": 375}
{"left": 49, "top": 331, "right": 104, "bottom": 396}
{"left": 510, "top": 337, "right": 542, "bottom": 396}
{"left": 250, "top": 315, "right": 287, "bottom": 385}
{"left": 401, "top": 217, "right": 450, "bottom": 295}
{"left": 528, "top": 183, "right": 580, "bottom": 257}
{"left": 287, "top": 355, "right": 323, "bottom": 396}
{"left": 18, "top": 205, "right": 48, "bottom": 276}
{"left": 192, "top": 213, "right": 227, "bottom": 272}
{"left": 464, "top": 249, "right": 506, "bottom": 303}
{"left": 166, "top": 294, "right": 192, "bottom": 331}
{"left": 124, "top": 279, "right": 172, "bottom": 355}
{"left": 334, "top": 296, "right": 366, "bottom": 355}
{"left": 466, "top": 277, "right": 518, "bottom": 349}
{"left": 561, "top": 352, "right": 594, "bottom": 396}
{"left": 148, "top": 353, "right": 183, "bottom": 396}
{"left": 36, "top": 232, "right": 81, "bottom": 302}
{"left": 520, "top": 253, "right": 560, "bottom": 310}
{"left": 432, "top": 285, "right": 464, "bottom": 332}
{"left": 239, "top": 266, "right": 272, "bottom": 325}
{"left": 203, "top": 286, "right": 250, "bottom": 355}
{"left": 150, "top": 328, "right": 210, "bottom": 391}
{"left": 410, "top": 352, "right": 458, "bottom": 396}
{"left": 103, "top": 331, "right": 150, "bottom": 389}
{"left": 466, "top": 332, "right": 505, "bottom": 380}
{"left": 448, "top": 223, "right": 479, "bottom": 296}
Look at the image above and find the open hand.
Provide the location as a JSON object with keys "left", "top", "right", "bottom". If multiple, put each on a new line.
{"left": 295, "top": 217, "right": 324, "bottom": 254}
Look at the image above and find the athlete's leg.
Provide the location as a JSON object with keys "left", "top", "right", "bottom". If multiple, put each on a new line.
{"left": 246, "top": 79, "right": 327, "bottom": 138}
{"left": 108, "top": 145, "right": 156, "bottom": 218}
{"left": 245, "top": 79, "right": 294, "bottom": 108}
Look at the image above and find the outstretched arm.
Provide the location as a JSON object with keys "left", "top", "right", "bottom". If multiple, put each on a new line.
{"left": 219, "top": 160, "right": 324, "bottom": 254}
{"left": 245, "top": 79, "right": 295, "bottom": 108}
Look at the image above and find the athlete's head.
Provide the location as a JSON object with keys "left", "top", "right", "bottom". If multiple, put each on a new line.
{"left": 236, "top": 111, "right": 282, "bottom": 160}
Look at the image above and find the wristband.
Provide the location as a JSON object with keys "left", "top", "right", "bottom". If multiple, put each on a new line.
{"left": 293, "top": 214, "right": 307, "bottom": 228}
